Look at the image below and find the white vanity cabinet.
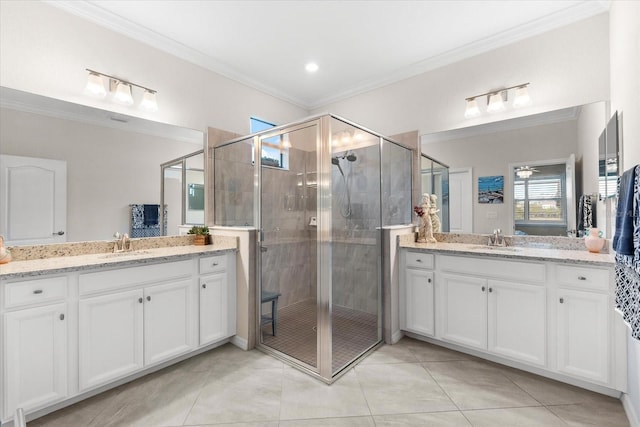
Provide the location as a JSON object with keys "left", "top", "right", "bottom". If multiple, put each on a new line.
{"left": 2, "top": 276, "right": 69, "bottom": 421}
{"left": 400, "top": 248, "right": 625, "bottom": 393}
{"left": 78, "top": 260, "right": 197, "bottom": 391}
{"left": 439, "top": 256, "right": 547, "bottom": 366}
{"left": 400, "top": 252, "right": 435, "bottom": 336}
{"left": 199, "top": 254, "right": 236, "bottom": 346}
{"left": 555, "top": 264, "right": 611, "bottom": 384}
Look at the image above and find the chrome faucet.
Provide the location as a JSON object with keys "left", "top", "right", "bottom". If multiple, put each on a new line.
{"left": 113, "top": 232, "right": 132, "bottom": 253}
{"left": 488, "top": 229, "right": 506, "bottom": 247}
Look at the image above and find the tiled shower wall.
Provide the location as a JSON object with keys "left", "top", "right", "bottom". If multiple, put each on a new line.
{"left": 261, "top": 148, "right": 317, "bottom": 309}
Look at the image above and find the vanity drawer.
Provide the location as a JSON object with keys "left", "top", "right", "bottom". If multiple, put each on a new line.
{"left": 439, "top": 255, "right": 546, "bottom": 283}
{"left": 200, "top": 255, "right": 227, "bottom": 274}
{"left": 4, "top": 276, "right": 68, "bottom": 309}
{"left": 406, "top": 251, "right": 434, "bottom": 269}
{"left": 555, "top": 264, "right": 610, "bottom": 291}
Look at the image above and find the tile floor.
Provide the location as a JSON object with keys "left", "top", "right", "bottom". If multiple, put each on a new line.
{"left": 30, "top": 337, "right": 630, "bottom": 426}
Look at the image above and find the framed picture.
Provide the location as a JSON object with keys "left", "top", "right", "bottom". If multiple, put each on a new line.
{"left": 478, "top": 175, "right": 504, "bottom": 204}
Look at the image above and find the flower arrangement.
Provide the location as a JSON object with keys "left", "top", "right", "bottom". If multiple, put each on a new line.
{"left": 414, "top": 206, "right": 425, "bottom": 217}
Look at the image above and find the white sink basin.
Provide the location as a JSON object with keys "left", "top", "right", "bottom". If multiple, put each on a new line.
{"left": 99, "top": 250, "right": 152, "bottom": 259}
{"left": 463, "top": 244, "right": 523, "bottom": 253}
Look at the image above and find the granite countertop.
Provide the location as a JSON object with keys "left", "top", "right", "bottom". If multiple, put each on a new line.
{"left": 0, "top": 240, "right": 238, "bottom": 279}
{"left": 400, "top": 235, "right": 615, "bottom": 267}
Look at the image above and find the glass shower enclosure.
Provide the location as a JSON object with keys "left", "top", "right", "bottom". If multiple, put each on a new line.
{"left": 214, "top": 115, "right": 412, "bottom": 382}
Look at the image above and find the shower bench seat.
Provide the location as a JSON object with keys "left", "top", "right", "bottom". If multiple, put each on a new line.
{"left": 261, "top": 290, "right": 281, "bottom": 336}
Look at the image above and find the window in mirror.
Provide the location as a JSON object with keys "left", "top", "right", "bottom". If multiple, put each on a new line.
{"left": 514, "top": 163, "right": 567, "bottom": 236}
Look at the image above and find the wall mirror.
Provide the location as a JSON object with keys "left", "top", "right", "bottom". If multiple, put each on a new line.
{"left": 420, "top": 154, "right": 450, "bottom": 232}
{"left": 599, "top": 111, "right": 620, "bottom": 199}
{"left": 0, "top": 87, "right": 204, "bottom": 244}
{"left": 421, "top": 101, "right": 609, "bottom": 237}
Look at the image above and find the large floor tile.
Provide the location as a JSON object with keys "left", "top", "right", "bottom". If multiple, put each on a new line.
{"left": 279, "top": 416, "right": 375, "bottom": 426}
{"left": 424, "top": 360, "right": 540, "bottom": 410}
{"left": 184, "top": 367, "right": 283, "bottom": 425}
{"left": 500, "top": 367, "right": 609, "bottom": 406}
{"left": 547, "top": 398, "right": 630, "bottom": 426}
{"left": 373, "top": 411, "right": 472, "bottom": 426}
{"left": 180, "top": 344, "right": 285, "bottom": 374}
{"left": 358, "top": 342, "right": 418, "bottom": 365}
{"left": 355, "top": 362, "right": 457, "bottom": 415}
{"left": 402, "top": 338, "right": 477, "bottom": 362}
{"left": 279, "top": 367, "right": 370, "bottom": 420}
{"left": 463, "top": 406, "right": 567, "bottom": 426}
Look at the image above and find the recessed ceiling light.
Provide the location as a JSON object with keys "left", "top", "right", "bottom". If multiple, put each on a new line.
{"left": 305, "top": 62, "right": 319, "bottom": 73}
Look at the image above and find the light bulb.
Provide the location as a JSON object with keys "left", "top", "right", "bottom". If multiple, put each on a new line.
{"left": 113, "top": 82, "right": 134, "bottom": 105}
{"left": 512, "top": 85, "right": 531, "bottom": 108}
{"left": 84, "top": 72, "right": 106, "bottom": 98}
{"left": 139, "top": 90, "right": 158, "bottom": 111}
{"left": 487, "top": 92, "right": 505, "bottom": 113}
{"left": 464, "top": 98, "right": 480, "bottom": 118}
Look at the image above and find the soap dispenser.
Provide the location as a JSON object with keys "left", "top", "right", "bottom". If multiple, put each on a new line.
{"left": 0, "top": 235, "right": 12, "bottom": 264}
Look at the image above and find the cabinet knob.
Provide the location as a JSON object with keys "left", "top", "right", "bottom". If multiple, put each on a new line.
{"left": 146, "top": 296, "right": 151, "bottom": 301}
{"left": 481, "top": 286, "right": 486, "bottom": 292}
{"left": 416, "top": 259, "right": 423, "bottom": 263}
{"left": 559, "top": 297, "right": 564, "bottom": 303}
{"left": 59, "top": 313, "right": 65, "bottom": 321}
{"left": 427, "top": 278, "right": 432, "bottom": 283}
{"left": 212, "top": 262, "right": 218, "bottom": 266}
{"left": 33, "top": 289, "right": 43, "bottom": 294}
{"left": 138, "top": 297, "right": 143, "bottom": 303}
{"left": 489, "top": 287, "right": 493, "bottom": 293}
{"left": 577, "top": 276, "right": 587, "bottom": 281}
{"left": 202, "top": 283, "right": 207, "bottom": 289}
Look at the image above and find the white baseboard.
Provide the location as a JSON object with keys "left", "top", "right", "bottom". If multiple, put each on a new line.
{"left": 622, "top": 393, "right": 640, "bottom": 427}
{"left": 230, "top": 335, "right": 248, "bottom": 350}
{"left": 391, "top": 330, "right": 404, "bottom": 344}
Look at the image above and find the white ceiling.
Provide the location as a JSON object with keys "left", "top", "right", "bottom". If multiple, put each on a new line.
{"left": 50, "top": 0, "right": 608, "bottom": 110}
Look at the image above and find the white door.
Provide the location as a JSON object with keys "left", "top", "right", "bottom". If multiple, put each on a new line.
{"left": 4, "top": 303, "right": 68, "bottom": 420}
{"left": 199, "top": 273, "right": 228, "bottom": 345}
{"left": 144, "top": 279, "right": 197, "bottom": 365}
{"left": 487, "top": 280, "right": 546, "bottom": 366}
{"left": 79, "top": 289, "right": 144, "bottom": 391}
{"left": 557, "top": 288, "right": 609, "bottom": 383}
{"left": 403, "top": 268, "right": 435, "bottom": 336}
{"left": 0, "top": 155, "right": 67, "bottom": 245}
{"left": 449, "top": 168, "right": 473, "bottom": 233}
{"left": 441, "top": 274, "right": 487, "bottom": 349}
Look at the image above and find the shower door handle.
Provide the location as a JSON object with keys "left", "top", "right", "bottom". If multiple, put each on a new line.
{"left": 260, "top": 246, "right": 268, "bottom": 252}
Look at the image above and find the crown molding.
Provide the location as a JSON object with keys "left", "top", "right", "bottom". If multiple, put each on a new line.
{"left": 46, "top": 1, "right": 608, "bottom": 111}
{"left": 421, "top": 106, "right": 582, "bottom": 144}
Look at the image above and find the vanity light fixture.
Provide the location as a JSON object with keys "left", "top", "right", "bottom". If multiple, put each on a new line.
{"left": 464, "top": 83, "right": 530, "bottom": 118}
{"left": 84, "top": 69, "right": 158, "bottom": 111}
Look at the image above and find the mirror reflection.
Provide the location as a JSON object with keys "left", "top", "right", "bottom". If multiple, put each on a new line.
{"left": 0, "top": 87, "right": 204, "bottom": 244}
{"left": 421, "top": 102, "right": 608, "bottom": 237}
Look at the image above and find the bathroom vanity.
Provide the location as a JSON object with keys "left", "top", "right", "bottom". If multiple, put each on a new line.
{"left": 0, "top": 242, "right": 237, "bottom": 425}
{"left": 399, "top": 235, "right": 627, "bottom": 397}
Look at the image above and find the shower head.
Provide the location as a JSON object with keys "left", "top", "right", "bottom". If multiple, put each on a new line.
{"left": 346, "top": 153, "right": 357, "bottom": 162}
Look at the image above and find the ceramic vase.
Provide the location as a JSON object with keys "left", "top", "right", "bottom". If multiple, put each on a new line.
{"left": 584, "top": 227, "right": 605, "bottom": 253}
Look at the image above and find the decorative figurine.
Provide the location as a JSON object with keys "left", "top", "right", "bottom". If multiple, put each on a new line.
{"left": 0, "top": 235, "right": 11, "bottom": 264}
{"left": 429, "top": 194, "right": 441, "bottom": 233}
{"left": 414, "top": 193, "right": 436, "bottom": 243}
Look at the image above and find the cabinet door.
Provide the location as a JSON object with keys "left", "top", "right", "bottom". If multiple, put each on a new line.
{"left": 79, "top": 289, "right": 144, "bottom": 391}
{"left": 403, "top": 268, "right": 435, "bottom": 336}
{"left": 144, "top": 279, "right": 197, "bottom": 365}
{"left": 557, "top": 288, "right": 609, "bottom": 383}
{"left": 199, "top": 273, "right": 229, "bottom": 345}
{"left": 3, "top": 303, "right": 68, "bottom": 420}
{"left": 441, "top": 274, "right": 487, "bottom": 349}
{"left": 487, "top": 280, "right": 546, "bottom": 366}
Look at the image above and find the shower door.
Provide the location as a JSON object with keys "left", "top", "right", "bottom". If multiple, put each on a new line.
{"left": 258, "top": 122, "right": 320, "bottom": 371}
